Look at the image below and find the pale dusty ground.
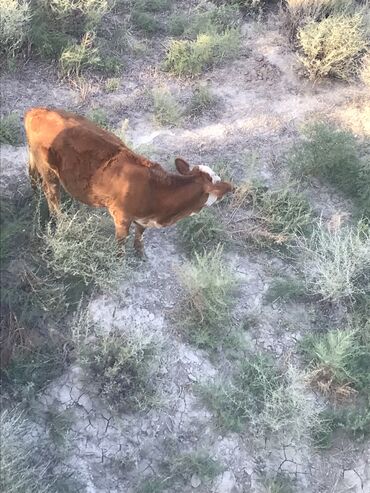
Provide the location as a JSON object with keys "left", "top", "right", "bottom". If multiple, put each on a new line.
{"left": 1, "top": 13, "right": 370, "bottom": 493}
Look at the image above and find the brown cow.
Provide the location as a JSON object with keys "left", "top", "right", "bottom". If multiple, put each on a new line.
{"left": 24, "top": 108, "right": 233, "bottom": 254}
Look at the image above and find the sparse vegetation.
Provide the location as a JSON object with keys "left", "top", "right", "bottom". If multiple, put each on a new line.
{"left": 177, "top": 208, "right": 225, "bottom": 255}
{"left": 80, "top": 327, "right": 161, "bottom": 412}
{"left": 176, "top": 246, "right": 236, "bottom": 350}
{"left": 297, "top": 220, "right": 370, "bottom": 302}
{"left": 164, "top": 29, "right": 240, "bottom": 76}
{"left": 59, "top": 32, "right": 101, "bottom": 77}
{"left": 361, "top": 53, "right": 370, "bottom": 86}
{"left": 152, "top": 87, "right": 183, "bottom": 126}
{"left": 301, "top": 327, "right": 370, "bottom": 397}
{"left": 200, "top": 353, "right": 320, "bottom": 438}
{"left": 87, "top": 107, "right": 109, "bottom": 128}
{"left": 265, "top": 276, "right": 307, "bottom": 303}
{"left": 104, "top": 77, "right": 120, "bottom": 92}
{"left": 137, "top": 449, "right": 223, "bottom": 493}
{"left": 0, "top": 113, "right": 22, "bottom": 145}
{"left": 41, "top": 207, "right": 125, "bottom": 291}
{"left": 288, "top": 122, "right": 369, "bottom": 215}
{"left": 188, "top": 83, "right": 218, "bottom": 116}
{"left": 298, "top": 13, "right": 367, "bottom": 80}
{"left": 260, "top": 471, "right": 296, "bottom": 493}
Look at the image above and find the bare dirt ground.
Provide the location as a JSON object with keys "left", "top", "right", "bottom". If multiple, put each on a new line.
{"left": 1, "top": 9, "right": 370, "bottom": 493}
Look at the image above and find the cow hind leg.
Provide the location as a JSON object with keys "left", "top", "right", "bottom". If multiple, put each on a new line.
{"left": 28, "top": 151, "right": 41, "bottom": 190}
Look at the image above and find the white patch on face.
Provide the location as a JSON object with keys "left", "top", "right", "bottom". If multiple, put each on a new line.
{"left": 197, "top": 165, "right": 221, "bottom": 184}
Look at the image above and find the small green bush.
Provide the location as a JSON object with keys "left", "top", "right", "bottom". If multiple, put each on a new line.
{"left": 176, "top": 246, "right": 236, "bottom": 350}
{"left": 177, "top": 208, "right": 225, "bottom": 255}
{"left": 80, "top": 329, "right": 160, "bottom": 412}
{"left": 104, "top": 77, "right": 120, "bottom": 92}
{"left": 260, "top": 472, "right": 296, "bottom": 493}
{"left": 152, "top": 87, "right": 183, "bottom": 126}
{"left": 297, "top": 220, "right": 370, "bottom": 302}
{"left": 164, "top": 29, "right": 240, "bottom": 76}
{"left": 200, "top": 353, "right": 320, "bottom": 438}
{"left": 0, "top": 0, "right": 31, "bottom": 58}
{"left": 59, "top": 32, "right": 101, "bottom": 77}
{"left": 133, "top": 0, "right": 171, "bottom": 12}
{"left": 265, "top": 276, "right": 307, "bottom": 303}
{"left": 298, "top": 13, "right": 367, "bottom": 80}
{"left": 0, "top": 113, "right": 22, "bottom": 146}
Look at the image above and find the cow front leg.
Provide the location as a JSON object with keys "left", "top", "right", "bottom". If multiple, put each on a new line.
{"left": 134, "top": 223, "right": 146, "bottom": 257}
{"left": 109, "top": 209, "right": 131, "bottom": 255}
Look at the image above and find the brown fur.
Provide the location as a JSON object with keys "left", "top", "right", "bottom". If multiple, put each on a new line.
{"left": 24, "top": 107, "right": 233, "bottom": 253}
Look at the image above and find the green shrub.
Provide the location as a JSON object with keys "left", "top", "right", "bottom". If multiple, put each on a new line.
{"left": 176, "top": 246, "right": 236, "bottom": 350}
{"left": 59, "top": 32, "right": 101, "bottom": 77}
{"left": 80, "top": 328, "right": 160, "bottom": 412}
{"left": 0, "top": 113, "right": 22, "bottom": 145}
{"left": 298, "top": 13, "right": 367, "bottom": 80}
{"left": 0, "top": 0, "right": 31, "bottom": 57}
{"left": 177, "top": 208, "right": 225, "bottom": 255}
{"left": 260, "top": 472, "right": 296, "bottom": 493}
{"left": 264, "top": 276, "right": 307, "bottom": 303}
{"left": 200, "top": 353, "right": 319, "bottom": 438}
{"left": 41, "top": 207, "right": 125, "bottom": 291}
{"left": 164, "top": 29, "right": 240, "bottom": 76}
{"left": 183, "top": 3, "right": 240, "bottom": 37}
{"left": 297, "top": 220, "right": 370, "bottom": 302}
{"left": 152, "top": 87, "right": 183, "bottom": 126}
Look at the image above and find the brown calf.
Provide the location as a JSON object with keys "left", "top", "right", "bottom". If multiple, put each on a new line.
{"left": 24, "top": 108, "right": 233, "bottom": 254}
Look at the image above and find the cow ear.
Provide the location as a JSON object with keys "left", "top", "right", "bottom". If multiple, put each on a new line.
{"left": 175, "top": 158, "right": 191, "bottom": 175}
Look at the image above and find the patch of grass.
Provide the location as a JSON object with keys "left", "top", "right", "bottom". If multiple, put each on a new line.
{"left": 80, "top": 327, "right": 161, "bottom": 412}
{"left": 298, "top": 13, "right": 367, "bottom": 80}
{"left": 137, "top": 449, "right": 223, "bottom": 493}
{"left": 301, "top": 327, "right": 370, "bottom": 397}
{"left": 283, "top": 0, "right": 354, "bottom": 40}
{"left": 164, "top": 29, "right": 240, "bottom": 76}
{"left": 188, "top": 83, "right": 218, "bottom": 116}
{"left": 44, "top": 406, "right": 73, "bottom": 446}
{"left": 152, "top": 87, "right": 183, "bottom": 127}
{"left": 86, "top": 107, "right": 109, "bottom": 128}
{"left": 176, "top": 246, "right": 237, "bottom": 350}
{"left": 288, "top": 122, "right": 369, "bottom": 215}
{"left": 233, "top": 184, "right": 313, "bottom": 246}
{"left": 199, "top": 354, "right": 320, "bottom": 438}
{"left": 314, "top": 404, "right": 370, "bottom": 448}
{"left": 59, "top": 31, "right": 101, "bottom": 77}
{"left": 0, "top": 408, "right": 80, "bottom": 493}
{"left": 260, "top": 471, "right": 296, "bottom": 493}
{"left": 133, "top": 0, "right": 171, "bottom": 12}
{"left": 265, "top": 276, "right": 307, "bottom": 303}
{"left": 104, "top": 77, "right": 120, "bottom": 92}
{"left": 131, "top": 10, "right": 162, "bottom": 35}
{"left": 41, "top": 206, "right": 125, "bottom": 292}
{"left": 0, "top": 0, "right": 31, "bottom": 58}
{"left": 361, "top": 53, "right": 370, "bottom": 86}
{"left": 177, "top": 208, "right": 225, "bottom": 256}
{"left": 0, "top": 113, "right": 22, "bottom": 145}
{"left": 2, "top": 343, "right": 68, "bottom": 402}
{"left": 297, "top": 220, "right": 370, "bottom": 303}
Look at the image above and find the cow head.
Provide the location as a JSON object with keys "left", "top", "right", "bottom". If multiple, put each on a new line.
{"left": 175, "top": 158, "right": 234, "bottom": 206}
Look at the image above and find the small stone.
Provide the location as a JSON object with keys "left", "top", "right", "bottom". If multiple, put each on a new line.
{"left": 188, "top": 373, "right": 197, "bottom": 382}
{"left": 215, "top": 470, "right": 239, "bottom": 493}
{"left": 149, "top": 313, "right": 155, "bottom": 321}
{"left": 191, "top": 474, "right": 201, "bottom": 488}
